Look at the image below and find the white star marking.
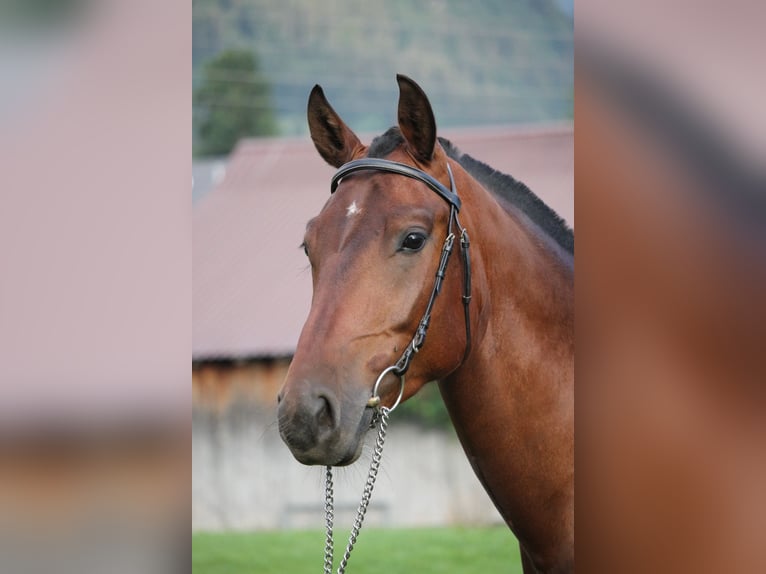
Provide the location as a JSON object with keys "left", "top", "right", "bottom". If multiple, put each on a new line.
{"left": 346, "top": 201, "right": 361, "bottom": 217}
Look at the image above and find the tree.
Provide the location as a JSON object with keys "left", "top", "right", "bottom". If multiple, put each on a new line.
{"left": 193, "top": 49, "right": 277, "bottom": 157}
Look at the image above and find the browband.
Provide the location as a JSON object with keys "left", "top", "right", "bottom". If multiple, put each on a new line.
{"left": 330, "top": 158, "right": 462, "bottom": 211}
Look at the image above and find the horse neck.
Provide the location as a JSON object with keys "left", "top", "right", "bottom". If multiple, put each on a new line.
{"left": 439, "top": 173, "right": 574, "bottom": 562}
{"left": 455, "top": 175, "right": 574, "bottom": 387}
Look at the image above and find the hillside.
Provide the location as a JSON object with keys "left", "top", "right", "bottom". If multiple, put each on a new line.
{"left": 193, "top": 0, "right": 572, "bottom": 136}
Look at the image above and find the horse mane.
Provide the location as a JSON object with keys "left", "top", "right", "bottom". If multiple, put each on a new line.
{"left": 368, "top": 127, "right": 574, "bottom": 254}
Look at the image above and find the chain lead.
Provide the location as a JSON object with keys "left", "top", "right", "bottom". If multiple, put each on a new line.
{"left": 324, "top": 465, "right": 335, "bottom": 574}
{"left": 323, "top": 406, "right": 390, "bottom": 574}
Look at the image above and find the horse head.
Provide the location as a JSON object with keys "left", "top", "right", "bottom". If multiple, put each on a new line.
{"left": 277, "top": 75, "right": 471, "bottom": 466}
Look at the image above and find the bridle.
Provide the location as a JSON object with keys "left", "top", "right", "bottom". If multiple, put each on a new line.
{"left": 319, "top": 157, "right": 472, "bottom": 574}
{"left": 330, "top": 157, "right": 473, "bottom": 411}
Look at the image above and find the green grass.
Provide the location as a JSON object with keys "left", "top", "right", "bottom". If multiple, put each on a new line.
{"left": 193, "top": 526, "right": 522, "bottom": 573}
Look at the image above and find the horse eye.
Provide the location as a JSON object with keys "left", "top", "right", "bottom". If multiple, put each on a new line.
{"left": 400, "top": 232, "right": 427, "bottom": 252}
{"left": 300, "top": 242, "right": 309, "bottom": 257}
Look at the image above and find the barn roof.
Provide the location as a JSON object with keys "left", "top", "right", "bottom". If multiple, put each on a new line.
{"left": 193, "top": 124, "right": 573, "bottom": 361}
{"left": 192, "top": 157, "right": 227, "bottom": 203}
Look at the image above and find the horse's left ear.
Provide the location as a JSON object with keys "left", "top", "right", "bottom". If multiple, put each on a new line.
{"left": 396, "top": 74, "right": 437, "bottom": 164}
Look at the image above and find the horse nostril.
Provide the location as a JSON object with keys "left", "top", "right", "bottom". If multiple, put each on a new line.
{"left": 277, "top": 391, "right": 283, "bottom": 404}
{"left": 315, "top": 394, "right": 335, "bottom": 430}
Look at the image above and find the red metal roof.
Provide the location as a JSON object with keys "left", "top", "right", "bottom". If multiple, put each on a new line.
{"left": 193, "top": 124, "right": 573, "bottom": 360}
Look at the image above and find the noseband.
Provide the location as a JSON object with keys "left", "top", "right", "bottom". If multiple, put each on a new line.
{"left": 330, "top": 158, "right": 472, "bottom": 409}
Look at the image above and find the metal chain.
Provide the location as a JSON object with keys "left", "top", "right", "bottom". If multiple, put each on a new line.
{"left": 323, "top": 465, "right": 335, "bottom": 574}
{"left": 323, "top": 406, "right": 391, "bottom": 574}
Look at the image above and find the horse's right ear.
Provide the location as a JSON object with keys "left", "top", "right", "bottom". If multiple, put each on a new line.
{"left": 307, "top": 85, "right": 363, "bottom": 168}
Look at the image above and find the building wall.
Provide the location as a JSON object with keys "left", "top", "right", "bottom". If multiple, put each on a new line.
{"left": 192, "top": 361, "right": 503, "bottom": 530}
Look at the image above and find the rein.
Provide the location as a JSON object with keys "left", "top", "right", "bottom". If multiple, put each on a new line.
{"left": 320, "top": 158, "right": 472, "bottom": 573}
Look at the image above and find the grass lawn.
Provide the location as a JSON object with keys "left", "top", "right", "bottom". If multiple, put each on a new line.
{"left": 193, "top": 526, "right": 521, "bottom": 573}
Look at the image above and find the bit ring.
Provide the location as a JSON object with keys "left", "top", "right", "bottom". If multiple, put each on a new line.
{"left": 368, "top": 365, "right": 405, "bottom": 412}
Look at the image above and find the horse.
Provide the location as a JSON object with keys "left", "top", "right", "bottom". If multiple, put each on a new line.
{"left": 277, "top": 75, "right": 574, "bottom": 573}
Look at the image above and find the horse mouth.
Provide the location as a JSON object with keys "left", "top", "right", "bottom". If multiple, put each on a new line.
{"left": 332, "top": 407, "right": 376, "bottom": 466}
{"left": 280, "top": 403, "right": 376, "bottom": 467}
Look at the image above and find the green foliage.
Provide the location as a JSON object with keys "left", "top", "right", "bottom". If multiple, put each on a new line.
{"left": 0, "top": 0, "right": 84, "bottom": 29}
{"left": 192, "top": 0, "right": 573, "bottom": 136}
{"left": 396, "top": 381, "right": 453, "bottom": 429}
{"left": 193, "top": 49, "right": 277, "bottom": 157}
{"left": 192, "top": 526, "right": 522, "bottom": 573}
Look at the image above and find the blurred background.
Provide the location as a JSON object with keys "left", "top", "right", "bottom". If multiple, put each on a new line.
{"left": 576, "top": 2, "right": 766, "bottom": 572}
{"left": 192, "top": 0, "right": 573, "bottom": 147}
{"left": 0, "top": 1, "right": 189, "bottom": 573}
{"left": 191, "top": 1, "right": 572, "bottom": 570}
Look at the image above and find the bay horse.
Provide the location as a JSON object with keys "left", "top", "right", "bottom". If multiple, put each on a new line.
{"left": 277, "top": 75, "right": 574, "bottom": 573}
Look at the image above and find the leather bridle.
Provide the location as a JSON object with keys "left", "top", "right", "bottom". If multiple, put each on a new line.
{"left": 330, "top": 158, "right": 472, "bottom": 409}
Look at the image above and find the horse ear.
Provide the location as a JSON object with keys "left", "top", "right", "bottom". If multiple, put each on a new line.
{"left": 307, "top": 85, "right": 362, "bottom": 168}
{"left": 396, "top": 74, "right": 437, "bottom": 164}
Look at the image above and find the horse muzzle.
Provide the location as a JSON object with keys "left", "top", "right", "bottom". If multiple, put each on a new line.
{"left": 277, "top": 380, "right": 372, "bottom": 466}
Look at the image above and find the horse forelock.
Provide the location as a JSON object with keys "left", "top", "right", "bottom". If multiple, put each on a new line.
{"left": 367, "top": 126, "right": 406, "bottom": 159}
